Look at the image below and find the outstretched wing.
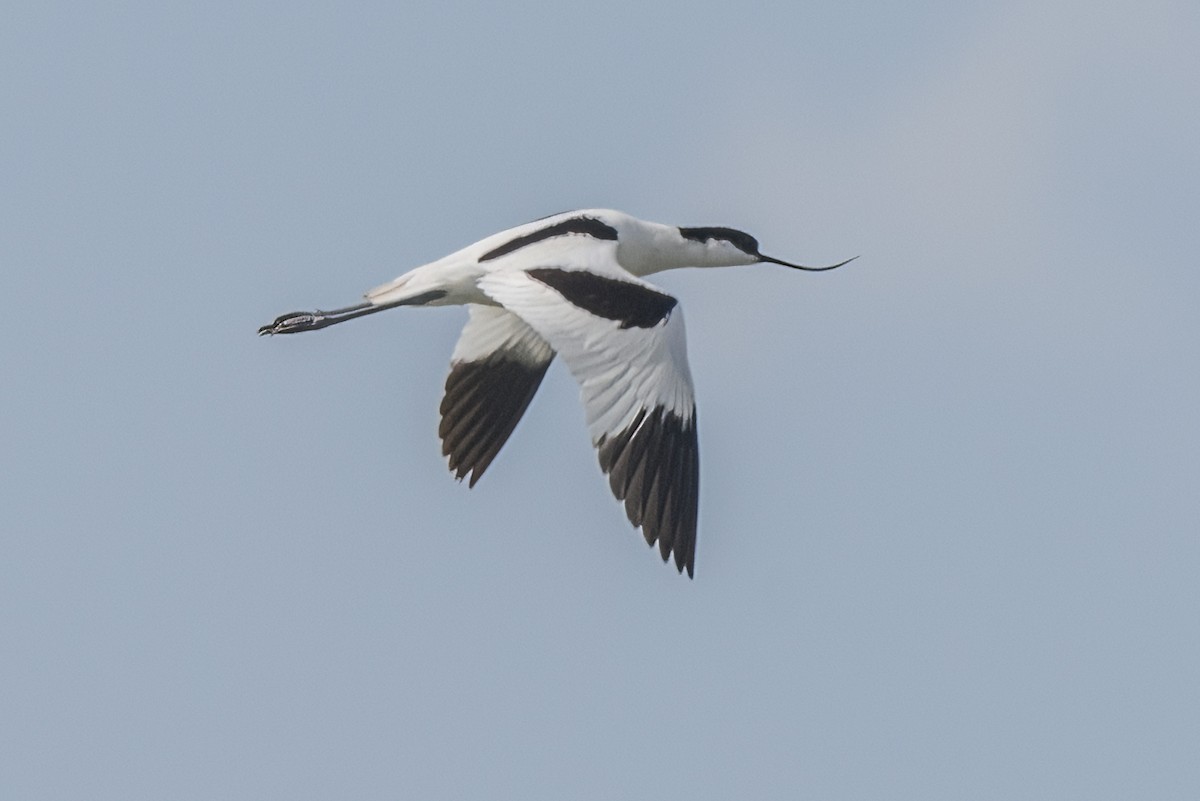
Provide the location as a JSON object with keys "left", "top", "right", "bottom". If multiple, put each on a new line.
{"left": 479, "top": 262, "right": 699, "bottom": 577}
{"left": 440, "top": 305, "right": 554, "bottom": 487}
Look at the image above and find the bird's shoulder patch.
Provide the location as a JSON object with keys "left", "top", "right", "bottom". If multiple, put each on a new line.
{"left": 526, "top": 268, "right": 677, "bottom": 329}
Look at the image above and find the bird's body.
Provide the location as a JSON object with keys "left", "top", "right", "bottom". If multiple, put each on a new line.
{"left": 260, "top": 209, "right": 851, "bottom": 577}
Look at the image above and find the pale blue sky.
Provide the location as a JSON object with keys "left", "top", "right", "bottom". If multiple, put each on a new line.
{"left": 3, "top": 1, "right": 1198, "bottom": 798}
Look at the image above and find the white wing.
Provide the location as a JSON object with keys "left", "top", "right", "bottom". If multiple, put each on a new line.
{"left": 479, "top": 253, "right": 699, "bottom": 577}
{"left": 440, "top": 305, "right": 554, "bottom": 487}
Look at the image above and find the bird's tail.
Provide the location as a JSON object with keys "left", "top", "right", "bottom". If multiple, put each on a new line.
{"left": 366, "top": 271, "right": 452, "bottom": 307}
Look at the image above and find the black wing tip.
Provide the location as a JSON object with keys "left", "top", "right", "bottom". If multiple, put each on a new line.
{"left": 599, "top": 406, "right": 699, "bottom": 578}
{"left": 637, "top": 526, "right": 694, "bottom": 578}
{"left": 445, "top": 457, "right": 485, "bottom": 488}
{"left": 661, "top": 540, "right": 695, "bottom": 578}
{"left": 439, "top": 355, "right": 551, "bottom": 492}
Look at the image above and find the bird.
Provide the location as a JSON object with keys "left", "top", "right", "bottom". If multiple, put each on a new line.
{"left": 258, "top": 209, "right": 853, "bottom": 577}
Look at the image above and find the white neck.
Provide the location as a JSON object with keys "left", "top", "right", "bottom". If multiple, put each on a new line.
{"left": 616, "top": 219, "right": 758, "bottom": 277}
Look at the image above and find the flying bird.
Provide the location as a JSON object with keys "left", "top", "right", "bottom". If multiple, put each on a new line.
{"left": 259, "top": 209, "right": 853, "bottom": 577}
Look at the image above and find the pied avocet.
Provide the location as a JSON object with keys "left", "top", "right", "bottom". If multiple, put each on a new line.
{"left": 259, "top": 209, "right": 852, "bottom": 577}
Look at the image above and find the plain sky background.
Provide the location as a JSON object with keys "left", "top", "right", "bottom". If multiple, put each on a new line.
{"left": 3, "top": 1, "right": 1198, "bottom": 798}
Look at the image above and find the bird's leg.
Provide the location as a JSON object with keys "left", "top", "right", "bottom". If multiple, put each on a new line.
{"left": 257, "top": 290, "right": 448, "bottom": 336}
{"left": 258, "top": 303, "right": 373, "bottom": 335}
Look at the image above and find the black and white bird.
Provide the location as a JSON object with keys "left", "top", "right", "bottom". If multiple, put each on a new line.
{"left": 259, "top": 209, "right": 852, "bottom": 577}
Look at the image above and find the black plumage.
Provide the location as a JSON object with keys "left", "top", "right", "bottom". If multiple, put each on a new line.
{"left": 527, "top": 268, "right": 677, "bottom": 329}
{"left": 597, "top": 407, "right": 699, "bottom": 576}
{"left": 439, "top": 355, "right": 551, "bottom": 487}
{"left": 479, "top": 215, "right": 618, "bottom": 262}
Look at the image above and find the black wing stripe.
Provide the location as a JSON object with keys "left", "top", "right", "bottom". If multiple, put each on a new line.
{"left": 527, "top": 268, "right": 677, "bottom": 329}
{"left": 479, "top": 216, "right": 619, "bottom": 262}
{"left": 439, "top": 355, "right": 551, "bottom": 487}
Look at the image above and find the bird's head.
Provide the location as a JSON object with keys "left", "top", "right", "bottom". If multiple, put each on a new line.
{"left": 677, "top": 226, "right": 857, "bottom": 272}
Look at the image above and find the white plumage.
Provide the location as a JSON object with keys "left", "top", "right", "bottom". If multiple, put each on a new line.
{"left": 259, "top": 209, "right": 852, "bottom": 577}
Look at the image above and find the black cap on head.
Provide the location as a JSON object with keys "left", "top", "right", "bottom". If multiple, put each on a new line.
{"left": 678, "top": 226, "right": 760, "bottom": 256}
